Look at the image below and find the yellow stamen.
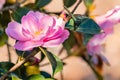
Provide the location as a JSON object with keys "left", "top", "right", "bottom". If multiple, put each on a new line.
{"left": 35, "top": 31, "right": 41, "bottom": 35}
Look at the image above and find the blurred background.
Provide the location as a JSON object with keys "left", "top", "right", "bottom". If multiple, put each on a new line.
{"left": 1, "top": 0, "right": 120, "bottom": 80}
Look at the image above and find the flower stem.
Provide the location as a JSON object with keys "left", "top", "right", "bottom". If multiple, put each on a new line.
{"left": 86, "top": 59, "right": 104, "bottom": 80}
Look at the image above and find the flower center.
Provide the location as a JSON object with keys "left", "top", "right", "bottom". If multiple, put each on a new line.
{"left": 34, "top": 29, "right": 43, "bottom": 37}
{"left": 35, "top": 31, "right": 41, "bottom": 35}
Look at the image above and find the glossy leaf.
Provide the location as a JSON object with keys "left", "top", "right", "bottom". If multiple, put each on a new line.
{"left": 27, "top": 74, "right": 45, "bottom": 80}
{"left": 76, "top": 18, "right": 101, "bottom": 34}
{"left": 82, "top": 33, "right": 94, "bottom": 45}
{"left": 53, "top": 54, "right": 63, "bottom": 74}
{"left": 36, "top": 0, "right": 52, "bottom": 8}
{"left": 0, "top": 11, "right": 11, "bottom": 27}
{"left": 65, "top": 15, "right": 101, "bottom": 45}
{"left": 0, "top": 62, "right": 14, "bottom": 72}
{"left": 16, "top": 50, "right": 31, "bottom": 57}
{"left": 0, "top": 32, "right": 8, "bottom": 47}
{"left": 39, "top": 47, "right": 63, "bottom": 76}
{"left": 40, "top": 52, "right": 45, "bottom": 62}
{"left": 63, "top": 31, "right": 76, "bottom": 54}
{"left": 12, "top": 8, "right": 30, "bottom": 23}
{"left": 41, "top": 71, "right": 51, "bottom": 78}
{"left": 0, "top": 26, "right": 3, "bottom": 36}
{"left": 84, "top": 0, "right": 94, "bottom": 7}
{"left": 76, "top": 18, "right": 100, "bottom": 45}
{"left": 63, "top": 0, "right": 77, "bottom": 8}
{"left": 11, "top": 74, "right": 21, "bottom": 80}
{"left": 65, "top": 18, "right": 75, "bottom": 30}
{"left": 27, "top": 74, "right": 53, "bottom": 80}
{"left": 0, "top": 68, "right": 5, "bottom": 77}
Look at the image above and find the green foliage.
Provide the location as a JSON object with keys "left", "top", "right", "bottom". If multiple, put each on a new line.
{"left": 65, "top": 15, "right": 101, "bottom": 45}
{"left": 27, "top": 74, "right": 53, "bottom": 80}
{"left": 36, "top": 0, "right": 52, "bottom": 8}
{"left": 0, "top": 32, "right": 8, "bottom": 47}
{"left": 0, "top": 62, "right": 20, "bottom": 79}
{"left": 0, "top": 11, "right": 11, "bottom": 27}
{"left": 39, "top": 47, "right": 63, "bottom": 76}
{"left": 65, "top": 18, "right": 75, "bottom": 30}
{"left": 11, "top": 74, "right": 21, "bottom": 80}
{"left": 12, "top": 8, "right": 30, "bottom": 23}
{"left": 41, "top": 71, "right": 51, "bottom": 78}
{"left": 84, "top": 0, "right": 94, "bottom": 7}
{"left": 63, "top": 31, "right": 76, "bottom": 54}
{"left": 40, "top": 52, "right": 45, "bottom": 62}
{"left": 76, "top": 18, "right": 100, "bottom": 34}
{"left": 63, "top": 0, "right": 77, "bottom": 8}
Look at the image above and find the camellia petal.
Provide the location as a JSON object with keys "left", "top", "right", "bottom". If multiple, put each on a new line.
{"left": 14, "top": 40, "right": 43, "bottom": 51}
{"left": 6, "top": 22, "right": 29, "bottom": 41}
{"left": 43, "top": 29, "right": 69, "bottom": 47}
{"left": 95, "top": 6, "right": 120, "bottom": 34}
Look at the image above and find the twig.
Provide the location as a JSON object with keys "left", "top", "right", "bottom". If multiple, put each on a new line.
{"left": 88, "top": 61, "right": 103, "bottom": 80}
{"left": 0, "top": 0, "right": 26, "bottom": 12}
{"left": 58, "top": 47, "right": 64, "bottom": 56}
{"left": 71, "top": 0, "right": 82, "bottom": 14}
{"left": 0, "top": 48, "right": 39, "bottom": 80}
{"left": 6, "top": 42, "right": 11, "bottom": 62}
{"left": 64, "top": 6, "right": 76, "bottom": 21}
{"left": 83, "top": 57, "right": 104, "bottom": 80}
{"left": 60, "top": 70, "right": 64, "bottom": 80}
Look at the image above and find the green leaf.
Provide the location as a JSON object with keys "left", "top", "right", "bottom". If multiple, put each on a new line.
{"left": 0, "top": 32, "right": 8, "bottom": 46}
{"left": 27, "top": 74, "right": 53, "bottom": 80}
{"left": 16, "top": 50, "right": 31, "bottom": 57}
{"left": 39, "top": 47, "right": 63, "bottom": 76}
{"left": 63, "top": 31, "right": 76, "bottom": 54}
{"left": 53, "top": 54, "right": 63, "bottom": 74}
{"left": 76, "top": 18, "right": 101, "bottom": 34}
{"left": 0, "top": 62, "right": 14, "bottom": 72}
{"left": 66, "top": 15, "right": 101, "bottom": 45}
{"left": 41, "top": 71, "right": 51, "bottom": 78}
{"left": 27, "top": 74, "right": 45, "bottom": 80}
{"left": 0, "top": 11, "right": 11, "bottom": 27}
{"left": 40, "top": 52, "right": 45, "bottom": 62}
{"left": 75, "top": 16, "right": 101, "bottom": 45}
{"left": 65, "top": 18, "right": 75, "bottom": 30}
{"left": 0, "top": 68, "right": 5, "bottom": 77}
{"left": 12, "top": 7, "right": 30, "bottom": 23}
{"left": 11, "top": 74, "right": 22, "bottom": 80}
{"left": 83, "top": 0, "right": 94, "bottom": 7}
{"left": 36, "top": 0, "right": 52, "bottom": 8}
{"left": 0, "top": 26, "right": 3, "bottom": 36}
{"left": 63, "top": 0, "right": 77, "bottom": 8}
{"left": 82, "top": 33, "right": 94, "bottom": 45}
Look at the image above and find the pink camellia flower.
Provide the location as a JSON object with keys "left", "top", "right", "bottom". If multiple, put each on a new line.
{"left": 95, "top": 6, "right": 120, "bottom": 34}
{"left": 6, "top": 11, "right": 69, "bottom": 51}
{"left": 0, "top": 0, "right": 5, "bottom": 9}
{"left": 87, "top": 33, "right": 110, "bottom": 65}
{"left": 87, "top": 6, "right": 120, "bottom": 65}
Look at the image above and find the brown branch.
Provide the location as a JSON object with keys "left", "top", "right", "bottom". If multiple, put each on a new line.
{"left": 0, "top": 48, "right": 39, "bottom": 80}
{"left": 71, "top": 0, "right": 82, "bottom": 14}
{"left": 0, "top": 0, "right": 26, "bottom": 12}
{"left": 6, "top": 42, "right": 11, "bottom": 62}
